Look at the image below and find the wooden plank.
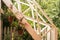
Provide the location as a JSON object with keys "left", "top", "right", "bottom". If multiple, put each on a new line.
{"left": 0, "top": 0, "right": 2, "bottom": 40}
{"left": 51, "top": 28, "right": 55, "bottom": 40}
{"left": 2, "top": 0, "right": 41, "bottom": 40}
{"left": 47, "top": 27, "right": 51, "bottom": 40}
{"left": 4, "top": 27, "right": 6, "bottom": 40}
{"left": 0, "top": 15, "right": 2, "bottom": 40}
{"left": 50, "top": 28, "right": 58, "bottom": 40}
{"left": 32, "top": 0, "right": 58, "bottom": 40}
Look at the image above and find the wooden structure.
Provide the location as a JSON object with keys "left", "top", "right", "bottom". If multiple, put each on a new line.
{"left": 0, "top": 0, "right": 2, "bottom": 40}
{"left": 1, "top": 0, "right": 58, "bottom": 40}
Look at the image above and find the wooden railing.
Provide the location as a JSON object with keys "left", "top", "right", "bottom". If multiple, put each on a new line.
{"left": 1, "top": 0, "right": 58, "bottom": 40}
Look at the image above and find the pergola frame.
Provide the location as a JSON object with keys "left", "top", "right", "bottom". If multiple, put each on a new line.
{"left": 1, "top": 0, "right": 58, "bottom": 40}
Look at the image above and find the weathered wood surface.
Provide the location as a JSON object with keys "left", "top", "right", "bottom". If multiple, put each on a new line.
{"left": 0, "top": 0, "right": 2, "bottom": 40}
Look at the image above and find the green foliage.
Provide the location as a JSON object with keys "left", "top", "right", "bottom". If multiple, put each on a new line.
{"left": 21, "top": 4, "right": 29, "bottom": 12}
{"left": 38, "top": 0, "right": 60, "bottom": 39}
{"left": 38, "top": 0, "right": 59, "bottom": 18}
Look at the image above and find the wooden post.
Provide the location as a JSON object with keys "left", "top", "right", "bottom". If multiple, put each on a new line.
{"left": 0, "top": 15, "right": 1, "bottom": 39}
{"left": 51, "top": 28, "right": 58, "bottom": 40}
{"left": 0, "top": 0, "right": 2, "bottom": 40}
{"left": 0, "top": 13, "right": 2, "bottom": 40}
{"left": 10, "top": 27, "right": 12, "bottom": 40}
{"left": 47, "top": 26, "right": 51, "bottom": 40}
{"left": 4, "top": 27, "right": 6, "bottom": 40}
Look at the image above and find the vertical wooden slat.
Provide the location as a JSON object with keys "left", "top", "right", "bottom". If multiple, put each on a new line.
{"left": 0, "top": 0, "right": 2, "bottom": 40}
{"left": 51, "top": 28, "right": 55, "bottom": 40}
{"left": 10, "top": 27, "right": 11, "bottom": 40}
{"left": 4, "top": 27, "right": 6, "bottom": 40}
{"left": 13, "top": 27, "right": 15, "bottom": 40}
{"left": 0, "top": 13, "right": 2, "bottom": 40}
{"left": 47, "top": 27, "right": 51, "bottom": 40}
{"left": 7, "top": 27, "right": 9, "bottom": 34}
{"left": 11, "top": 27, "right": 12, "bottom": 40}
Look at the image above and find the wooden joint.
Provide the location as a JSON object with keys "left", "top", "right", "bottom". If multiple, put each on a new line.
{"left": 10, "top": 4, "right": 13, "bottom": 9}
{"left": 18, "top": 16, "right": 25, "bottom": 25}
{"left": 15, "top": 11, "right": 24, "bottom": 21}
{"left": 19, "top": 16, "right": 24, "bottom": 22}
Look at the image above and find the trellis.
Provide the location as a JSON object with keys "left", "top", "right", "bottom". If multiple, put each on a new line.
{"left": 0, "top": 0, "right": 58, "bottom": 40}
